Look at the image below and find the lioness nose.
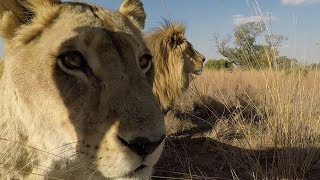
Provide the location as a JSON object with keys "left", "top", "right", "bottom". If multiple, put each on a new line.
{"left": 118, "top": 135, "right": 165, "bottom": 158}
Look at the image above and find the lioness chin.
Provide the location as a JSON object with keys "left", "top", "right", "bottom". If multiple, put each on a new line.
{"left": 0, "top": 0, "right": 165, "bottom": 179}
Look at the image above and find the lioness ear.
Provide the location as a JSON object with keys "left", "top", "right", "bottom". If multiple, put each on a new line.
{"left": 119, "top": 0, "right": 146, "bottom": 29}
{"left": 0, "top": 0, "right": 60, "bottom": 41}
{"left": 0, "top": 0, "right": 28, "bottom": 40}
{"left": 168, "top": 32, "right": 185, "bottom": 49}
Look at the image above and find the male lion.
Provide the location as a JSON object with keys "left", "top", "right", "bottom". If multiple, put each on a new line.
{"left": 0, "top": 0, "right": 165, "bottom": 179}
{"left": 145, "top": 21, "right": 206, "bottom": 113}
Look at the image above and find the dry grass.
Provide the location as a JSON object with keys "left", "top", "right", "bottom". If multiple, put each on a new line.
{"left": 155, "top": 69, "right": 320, "bottom": 180}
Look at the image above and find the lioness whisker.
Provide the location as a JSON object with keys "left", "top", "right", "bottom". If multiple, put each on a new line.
{"left": 87, "top": 168, "right": 99, "bottom": 180}
{"left": 0, "top": 138, "right": 81, "bottom": 158}
{"left": 51, "top": 153, "right": 100, "bottom": 176}
{"left": 1, "top": 162, "right": 62, "bottom": 179}
{"left": 11, "top": 143, "right": 83, "bottom": 178}
{"left": 9, "top": 144, "right": 88, "bottom": 178}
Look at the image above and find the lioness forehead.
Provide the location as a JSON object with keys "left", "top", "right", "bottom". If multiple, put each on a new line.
{"left": 58, "top": 3, "right": 145, "bottom": 51}
{"left": 60, "top": 2, "right": 140, "bottom": 34}
{"left": 10, "top": 1, "right": 144, "bottom": 49}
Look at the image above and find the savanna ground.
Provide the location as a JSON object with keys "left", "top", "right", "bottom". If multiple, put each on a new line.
{"left": 153, "top": 69, "right": 320, "bottom": 180}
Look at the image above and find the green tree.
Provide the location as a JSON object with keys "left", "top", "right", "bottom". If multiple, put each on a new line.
{"left": 214, "top": 21, "right": 286, "bottom": 69}
{"left": 276, "top": 56, "right": 298, "bottom": 69}
{"left": 205, "top": 59, "right": 233, "bottom": 70}
{"left": 307, "top": 63, "right": 320, "bottom": 70}
{"left": 265, "top": 34, "right": 288, "bottom": 48}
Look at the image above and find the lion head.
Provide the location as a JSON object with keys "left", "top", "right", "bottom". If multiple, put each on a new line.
{"left": 145, "top": 20, "right": 206, "bottom": 112}
{"left": 0, "top": 0, "right": 165, "bottom": 179}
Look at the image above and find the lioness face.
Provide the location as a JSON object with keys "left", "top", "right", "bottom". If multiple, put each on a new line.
{"left": 1, "top": 1, "right": 165, "bottom": 179}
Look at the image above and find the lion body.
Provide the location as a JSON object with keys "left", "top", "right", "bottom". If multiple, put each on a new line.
{"left": 0, "top": 0, "right": 165, "bottom": 179}
{"left": 145, "top": 22, "right": 205, "bottom": 112}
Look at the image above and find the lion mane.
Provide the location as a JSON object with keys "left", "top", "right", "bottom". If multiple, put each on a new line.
{"left": 145, "top": 20, "right": 205, "bottom": 113}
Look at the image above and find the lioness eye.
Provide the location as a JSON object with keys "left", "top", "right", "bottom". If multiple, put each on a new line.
{"left": 139, "top": 54, "right": 153, "bottom": 74}
{"left": 58, "top": 51, "right": 85, "bottom": 69}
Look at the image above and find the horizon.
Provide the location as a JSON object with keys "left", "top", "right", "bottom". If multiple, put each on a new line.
{"left": 0, "top": 0, "right": 319, "bottom": 64}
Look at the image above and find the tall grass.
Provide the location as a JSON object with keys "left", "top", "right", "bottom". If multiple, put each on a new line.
{"left": 157, "top": 69, "right": 320, "bottom": 179}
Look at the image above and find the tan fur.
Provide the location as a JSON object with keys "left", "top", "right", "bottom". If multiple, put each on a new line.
{"left": 145, "top": 21, "right": 206, "bottom": 112}
{"left": 119, "top": 0, "right": 146, "bottom": 29}
{"left": 0, "top": 0, "right": 61, "bottom": 51}
{"left": 0, "top": 60, "right": 3, "bottom": 78}
{"left": 0, "top": 0, "right": 165, "bottom": 179}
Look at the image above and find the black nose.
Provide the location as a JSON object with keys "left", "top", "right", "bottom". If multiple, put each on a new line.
{"left": 202, "top": 57, "right": 206, "bottom": 62}
{"left": 118, "top": 135, "right": 165, "bottom": 158}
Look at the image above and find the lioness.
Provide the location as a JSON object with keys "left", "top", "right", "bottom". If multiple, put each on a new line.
{"left": 0, "top": 0, "right": 165, "bottom": 179}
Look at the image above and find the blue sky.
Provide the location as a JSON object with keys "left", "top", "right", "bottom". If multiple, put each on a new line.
{"left": 1, "top": 0, "right": 319, "bottom": 64}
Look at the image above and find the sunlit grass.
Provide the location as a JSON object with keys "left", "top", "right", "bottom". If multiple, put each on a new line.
{"left": 158, "top": 69, "right": 320, "bottom": 179}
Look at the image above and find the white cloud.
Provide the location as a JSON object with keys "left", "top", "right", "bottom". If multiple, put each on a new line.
{"left": 282, "top": 0, "right": 320, "bottom": 5}
{"left": 233, "top": 14, "right": 278, "bottom": 26}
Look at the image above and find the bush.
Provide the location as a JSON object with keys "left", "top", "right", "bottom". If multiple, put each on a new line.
{"left": 205, "top": 59, "right": 233, "bottom": 70}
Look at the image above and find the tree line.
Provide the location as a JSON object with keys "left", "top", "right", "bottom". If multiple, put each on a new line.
{"left": 206, "top": 21, "right": 306, "bottom": 70}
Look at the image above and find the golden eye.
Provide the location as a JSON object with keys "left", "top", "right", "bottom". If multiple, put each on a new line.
{"left": 58, "top": 51, "right": 85, "bottom": 69}
{"left": 139, "top": 54, "right": 152, "bottom": 74}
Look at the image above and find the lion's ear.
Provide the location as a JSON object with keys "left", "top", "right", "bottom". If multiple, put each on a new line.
{"left": 119, "top": 0, "right": 146, "bottom": 30}
{"left": 0, "top": 0, "right": 60, "bottom": 40}
{"left": 168, "top": 32, "right": 185, "bottom": 49}
{"left": 0, "top": 0, "right": 28, "bottom": 40}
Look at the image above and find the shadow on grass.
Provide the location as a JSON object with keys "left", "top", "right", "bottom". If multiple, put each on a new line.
{"left": 154, "top": 136, "right": 320, "bottom": 180}
{"left": 168, "top": 95, "right": 266, "bottom": 137}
